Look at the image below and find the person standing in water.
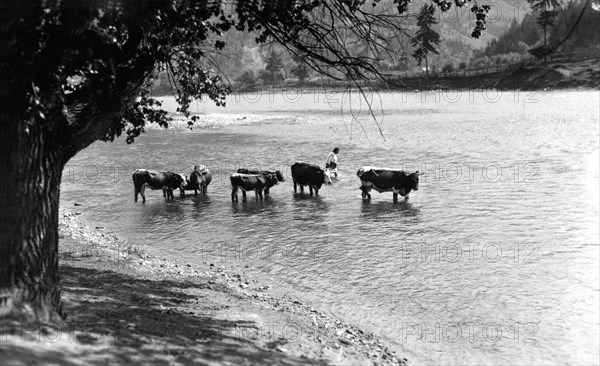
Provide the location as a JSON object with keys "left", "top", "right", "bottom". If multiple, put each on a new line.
{"left": 325, "top": 147, "right": 340, "bottom": 176}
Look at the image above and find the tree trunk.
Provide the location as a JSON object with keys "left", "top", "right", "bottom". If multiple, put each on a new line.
{"left": 0, "top": 114, "right": 66, "bottom": 321}
{"left": 544, "top": 25, "right": 548, "bottom": 65}
{"left": 0, "top": 1, "right": 66, "bottom": 321}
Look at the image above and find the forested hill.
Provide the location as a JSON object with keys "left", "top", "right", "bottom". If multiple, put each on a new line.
{"left": 211, "top": 0, "right": 529, "bottom": 76}
{"left": 151, "top": 0, "right": 599, "bottom": 93}
{"left": 470, "top": 0, "right": 600, "bottom": 68}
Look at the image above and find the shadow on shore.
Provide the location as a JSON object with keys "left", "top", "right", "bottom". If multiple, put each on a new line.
{"left": 1, "top": 263, "right": 325, "bottom": 366}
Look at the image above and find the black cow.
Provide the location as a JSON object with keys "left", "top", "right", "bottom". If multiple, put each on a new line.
{"left": 181, "top": 165, "right": 212, "bottom": 196}
{"left": 230, "top": 173, "right": 279, "bottom": 202}
{"left": 290, "top": 162, "right": 332, "bottom": 196}
{"left": 132, "top": 169, "right": 185, "bottom": 203}
{"left": 237, "top": 168, "right": 284, "bottom": 195}
{"left": 357, "top": 167, "right": 422, "bottom": 203}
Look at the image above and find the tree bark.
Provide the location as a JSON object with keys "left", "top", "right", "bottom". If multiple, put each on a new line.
{"left": 0, "top": 2, "right": 153, "bottom": 321}
{"left": 0, "top": 2, "right": 64, "bottom": 322}
{"left": 0, "top": 117, "right": 66, "bottom": 321}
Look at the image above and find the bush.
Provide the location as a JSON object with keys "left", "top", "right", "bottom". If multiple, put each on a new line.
{"left": 442, "top": 63, "right": 455, "bottom": 74}
{"left": 458, "top": 61, "right": 467, "bottom": 70}
{"left": 470, "top": 56, "right": 492, "bottom": 69}
{"left": 258, "top": 68, "right": 284, "bottom": 85}
{"left": 235, "top": 70, "right": 259, "bottom": 92}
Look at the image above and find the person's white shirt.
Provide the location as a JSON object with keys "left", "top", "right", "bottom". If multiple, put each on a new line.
{"left": 325, "top": 152, "right": 337, "bottom": 166}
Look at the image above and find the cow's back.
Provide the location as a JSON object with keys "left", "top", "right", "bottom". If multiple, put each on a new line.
{"left": 358, "top": 168, "right": 398, "bottom": 191}
{"left": 132, "top": 169, "right": 152, "bottom": 186}
{"left": 291, "top": 162, "right": 310, "bottom": 184}
{"left": 292, "top": 162, "right": 323, "bottom": 186}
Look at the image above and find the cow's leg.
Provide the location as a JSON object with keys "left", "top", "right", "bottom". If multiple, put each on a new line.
{"left": 180, "top": 188, "right": 185, "bottom": 197}
{"left": 360, "top": 186, "right": 371, "bottom": 200}
{"left": 140, "top": 184, "right": 147, "bottom": 203}
{"left": 264, "top": 188, "right": 270, "bottom": 196}
{"left": 194, "top": 189, "right": 198, "bottom": 197}
{"left": 134, "top": 186, "right": 139, "bottom": 202}
{"left": 393, "top": 192, "right": 398, "bottom": 203}
{"left": 168, "top": 188, "right": 174, "bottom": 200}
{"left": 242, "top": 190, "right": 247, "bottom": 202}
{"left": 203, "top": 185, "right": 207, "bottom": 196}
{"left": 309, "top": 186, "right": 314, "bottom": 196}
{"left": 293, "top": 181, "right": 298, "bottom": 193}
{"left": 314, "top": 188, "right": 319, "bottom": 196}
{"left": 300, "top": 185, "right": 304, "bottom": 193}
{"left": 231, "top": 186, "right": 238, "bottom": 202}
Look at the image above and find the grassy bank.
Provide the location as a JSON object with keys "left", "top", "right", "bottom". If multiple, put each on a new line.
{"left": 0, "top": 209, "right": 407, "bottom": 366}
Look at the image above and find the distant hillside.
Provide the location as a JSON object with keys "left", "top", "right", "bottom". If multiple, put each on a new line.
{"left": 469, "top": 0, "right": 600, "bottom": 68}
{"left": 151, "top": 0, "right": 547, "bottom": 94}
{"left": 218, "top": 1, "right": 532, "bottom": 77}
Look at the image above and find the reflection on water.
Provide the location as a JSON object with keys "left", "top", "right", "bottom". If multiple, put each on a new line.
{"left": 230, "top": 198, "right": 282, "bottom": 217}
{"left": 360, "top": 200, "right": 419, "bottom": 219}
{"left": 61, "top": 91, "right": 600, "bottom": 365}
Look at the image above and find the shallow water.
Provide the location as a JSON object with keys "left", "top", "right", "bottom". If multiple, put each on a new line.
{"left": 61, "top": 90, "right": 599, "bottom": 365}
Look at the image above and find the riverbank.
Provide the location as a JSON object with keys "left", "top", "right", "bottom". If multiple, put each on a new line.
{"left": 0, "top": 208, "right": 407, "bottom": 366}
{"left": 242, "top": 57, "right": 600, "bottom": 93}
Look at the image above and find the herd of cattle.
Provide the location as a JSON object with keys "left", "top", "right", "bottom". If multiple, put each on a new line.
{"left": 132, "top": 162, "right": 422, "bottom": 204}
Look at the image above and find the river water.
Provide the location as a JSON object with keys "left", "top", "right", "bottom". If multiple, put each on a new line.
{"left": 60, "top": 89, "right": 599, "bottom": 365}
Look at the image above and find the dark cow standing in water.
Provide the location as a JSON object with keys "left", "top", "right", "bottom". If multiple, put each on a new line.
{"left": 237, "top": 168, "right": 285, "bottom": 195}
{"left": 291, "top": 162, "right": 332, "bottom": 196}
{"left": 132, "top": 169, "right": 185, "bottom": 203}
{"left": 230, "top": 173, "right": 279, "bottom": 202}
{"left": 181, "top": 165, "right": 212, "bottom": 196}
{"left": 357, "top": 167, "right": 422, "bottom": 203}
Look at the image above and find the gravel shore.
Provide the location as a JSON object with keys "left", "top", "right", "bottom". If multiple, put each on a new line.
{"left": 0, "top": 208, "right": 407, "bottom": 366}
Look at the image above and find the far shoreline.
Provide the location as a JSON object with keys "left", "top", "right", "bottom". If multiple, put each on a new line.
{"left": 152, "top": 57, "right": 600, "bottom": 101}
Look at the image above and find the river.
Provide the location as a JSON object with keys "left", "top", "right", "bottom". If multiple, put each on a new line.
{"left": 60, "top": 89, "right": 600, "bottom": 365}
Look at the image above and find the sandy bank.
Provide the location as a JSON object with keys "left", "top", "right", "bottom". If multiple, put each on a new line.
{"left": 0, "top": 208, "right": 407, "bottom": 366}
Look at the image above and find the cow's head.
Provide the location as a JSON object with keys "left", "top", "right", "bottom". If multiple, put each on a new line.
{"left": 189, "top": 170, "right": 202, "bottom": 185}
{"left": 265, "top": 173, "right": 280, "bottom": 187}
{"left": 178, "top": 174, "right": 188, "bottom": 189}
{"left": 323, "top": 169, "right": 333, "bottom": 185}
{"left": 274, "top": 170, "right": 285, "bottom": 182}
{"left": 409, "top": 171, "right": 422, "bottom": 191}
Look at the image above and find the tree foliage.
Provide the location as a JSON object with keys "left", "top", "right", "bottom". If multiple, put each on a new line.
{"left": 527, "top": 0, "right": 562, "bottom": 62}
{"left": 261, "top": 50, "right": 285, "bottom": 85}
{"left": 411, "top": 4, "right": 441, "bottom": 75}
{"left": 291, "top": 56, "right": 311, "bottom": 84}
{"left": 235, "top": 70, "right": 259, "bottom": 92}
